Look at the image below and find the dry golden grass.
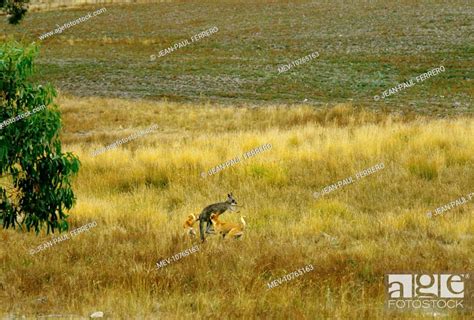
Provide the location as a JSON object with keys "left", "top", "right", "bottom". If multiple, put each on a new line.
{"left": 0, "top": 97, "right": 473, "bottom": 319}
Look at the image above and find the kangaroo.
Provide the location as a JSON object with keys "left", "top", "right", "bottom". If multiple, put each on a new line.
{"left": 198, "top": 193, "right": 238, "bottom": 242}
{"left": 210, "top": 213, "right": 246, "bottom": 239}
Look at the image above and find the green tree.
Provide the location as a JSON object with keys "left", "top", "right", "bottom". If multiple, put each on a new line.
{"left": 1, "top": 0, "right": 29, "bottom": 24}
{"left": 0, "top": 41, "right": 80, "bottom": 234}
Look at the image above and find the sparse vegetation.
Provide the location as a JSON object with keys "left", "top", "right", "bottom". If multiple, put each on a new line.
{"left": 1, "top": 0, "right": 472, "bottom": 115}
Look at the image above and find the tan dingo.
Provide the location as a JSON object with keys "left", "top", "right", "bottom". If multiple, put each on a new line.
{"left": 210, "top": 213, "right": 246, "bottom": 239}
{"left": 183, "top": 214, "right": 198, "bottom": 238}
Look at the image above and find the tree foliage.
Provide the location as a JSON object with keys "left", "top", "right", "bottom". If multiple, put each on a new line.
{"left": 0, "top": 41, "right": 80, "bottom": 234}
{"left": 1, "top": 0, "right": 29, "bottom": 24}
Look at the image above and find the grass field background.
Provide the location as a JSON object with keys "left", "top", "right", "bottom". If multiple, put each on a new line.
{"left": 1, "top": 0, "right": 473, "bottom": 114}
{"left": 1, "top": 98, "right": 473, "bottom": 319}
{"left": 1, "top": 0, "right": 473, "bottom": 319}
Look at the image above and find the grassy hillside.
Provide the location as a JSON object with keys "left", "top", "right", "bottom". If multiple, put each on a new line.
{"left": 1, "top": 0, "right": 473, "bottom": 114}
{"left": 1, "top": 98, "right": 472, "bottom": 318}
{"left": 1, "top": 0, "right": 473, "bottom": 318}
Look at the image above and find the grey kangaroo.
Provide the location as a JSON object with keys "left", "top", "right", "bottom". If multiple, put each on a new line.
{"left": 198, "top": 193, "right": 238, "bottom": 242}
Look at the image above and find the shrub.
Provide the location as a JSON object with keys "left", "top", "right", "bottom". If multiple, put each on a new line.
{"left": 0, "top": 41, "right": 80, "bottom": 234}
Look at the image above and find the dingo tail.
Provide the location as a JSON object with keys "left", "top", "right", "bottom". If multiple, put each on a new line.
{"left": 240, "top": 216, "right": 246, "bottom": 230}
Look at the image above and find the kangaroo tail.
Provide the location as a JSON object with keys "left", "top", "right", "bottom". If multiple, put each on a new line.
{"left": 199, "top": 219, "right": 206, "bottom": 241}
